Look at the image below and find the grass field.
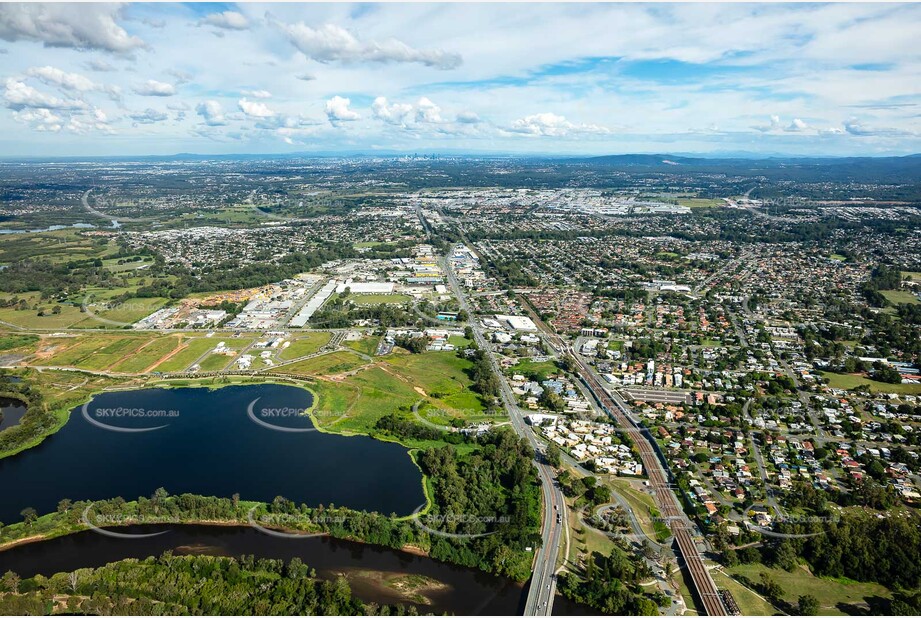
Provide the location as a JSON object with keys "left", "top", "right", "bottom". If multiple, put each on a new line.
{"left": 0, "top": 333, "right": 39, "bottom": 353}
{"left": 881, "top": 289, "right": 920, "bottom": 305}
{"left": 821, "top": 371, "right": 921, "bottom": 395}
{"left": 0, "top": 294, "right": 88, "bottom": 329}
{"left": 343, "top": 334, "right": 380, "bottom": 356}
{"left": 80, "top": 296, "right": 170, "bottom": 327}
{"left": 278, "top": 332, "right": 333, "bottom": 361}
{"left": 284, "top": 350, "right": 368, "bottom": 376}
{"left": 347, "top": 293, "right": 413, "bottom": 306}
{"left": 725, "top": 563, "right": 891, "bottom": 615}
{"left": 291, "top": 349, "right": 493, "bottom": 444}
{"left": 196, "top": 353, "right": 235, "bottom": 372}
{"left": 107, "top": 336, "right": 185, "bottom": 373}
{"left": 510, "top": 357, "right": 560, "bottom": 381}
{"left": 154, "top": 337, "right": 223, "bottom": 373}
{"left": 676, "top": 197, "right": 724, "bottom": 208}
{"left": 40, "top": 334, "right": 151, "bottom": 371}
{"left": 710, "top": 568, "right": 777, "bottom": 616}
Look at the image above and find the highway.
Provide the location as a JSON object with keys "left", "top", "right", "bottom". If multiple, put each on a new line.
{"left": 440, "top": 249, "right": 565, "bottom": 617}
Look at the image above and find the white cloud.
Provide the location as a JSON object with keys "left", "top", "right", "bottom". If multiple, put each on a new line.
{"left": 455, "top": 111, "right": 481, "bottom": 124}
{"left": 0, "top": 3, "right": 144, "bottom": 53}
{"left": 325, "top": 95, "right": 360, "bottom": 124}
{"left": 3, "top": 78, "right": 84, "bottom": 110}
{"left": 84, "top": 59, "right": 116, "bottom": 72}
{"left": 506, "top": 112, "right": 609, "bottom": 137}
{"left": 843, "top": 117, "right": 910, "bottom": 137}
{"left": 26, "top": 66, "right": 98, "bottom": 92}
{"left": 12, "top": 107, "right": 63, "bottom": 132}
{"left": 296, "top": 73, "right": 316, "bottom": 82}
{"left": 372, "top": 96, "right": 413, "bottom": 126}
{"left": 199, "top": 11, "right": 250, "bottom": 31}
{"left": 274, "top": 21, "right": 461, "bottom": 69}
{"left": 415, "top": 97, "right": 443, "bottom": 124}
{"left": 133, "top": 80, "right": 176, "bottom": 97}
{"left": 196, "top": 100, "right": 226, "bottom": 126}
{"left": 238, "top": 97, "right": 275, "bottom": 118}
{"left": 243, "top": 89, "right": 272, "bottom": 99}
{"left": 786, "top": 118, "right": 808, "bottom": 132}
{"left": 129, "top": 108, "right": 168, "bottom": 124}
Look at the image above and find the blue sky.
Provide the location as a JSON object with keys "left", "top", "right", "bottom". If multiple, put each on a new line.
{"left": 0, "top": 2, "right": 919, "bottom": 157}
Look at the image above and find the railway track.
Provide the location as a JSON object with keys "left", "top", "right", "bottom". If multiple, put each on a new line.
{"left": 574, "top": 356, "right": 727, "bottom": 616}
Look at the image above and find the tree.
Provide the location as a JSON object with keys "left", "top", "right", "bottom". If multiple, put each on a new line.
{"left": 0, "top": 571, "right": 20, "bottom": 594}
{"left": 20, "top": 507, "right": 37, "bottom": 527}
{"left": 546, "top": 443, "right": 562, "bottom": 468}
{"left": 798, "top": 594, "right": 820, "bottom": 615}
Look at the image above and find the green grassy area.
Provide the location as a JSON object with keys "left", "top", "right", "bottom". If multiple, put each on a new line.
{"left": 284, "top": 350, "right": 368, "bottom": 376}
{"left": 701, "top": 338, "right": 723, "bottom": 348}
{"left": 676, "top": 197, "right": 724, "bottom": 208}
{"left": 343, "top": 334, "right": 380, "bottom": 356}
{"left": 347, "top": 293, "right": 413, "bottom": 306}
{"left": 154, "top": 337, "right": 222, "bottom": 373}
{"left": 196, "top": 353, "right": 234, "bottom": 372}
{"left": 710, "top": 569, "right": 777, "bottom": 616}
{"left": 447, "top": 335, "right": 472, "bottom": 347}
{"left": 40, "top": 334, "right": 151, "bottom": 371}
{"left": 726, "top": 563, "right": 891, "bottom": 615}
{"left": 0, "top": 294, "right": 88, "bottom": 329}
{"left": 821, "top": 371, "right": 921, "bottom": 395}
{"left": 278, "top": 332, "right": 333, "bottom": 360}
{"left": 609, "top": 478, "right": 660, "bottom": 541}
{"left": 881, "top": 289, "right": 920, "bottom": 305}
{"left": 81, "top": 296, "right": 170, "bottom": 327}
{"left": 0, "top": 333, "right": 39, "bottom": 353}
{"left": 830, "top": 254, "right": 848, "bottom": 262}
{"left": 296, "top": 350, "right": 492, "bottom": 441}
{"left": 509, "top": 357, "right": 560, "bottom": 381}
{"left": 108, "top": 336, "right": 182, "bottom": 373}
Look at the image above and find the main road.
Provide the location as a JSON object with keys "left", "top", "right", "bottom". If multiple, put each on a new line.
{"left": 440, "top": 248, "right": 565, "bottom": 617}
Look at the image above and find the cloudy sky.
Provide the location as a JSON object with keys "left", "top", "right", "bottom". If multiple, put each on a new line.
{"left": 1, "top": 2, "right": 919, "bottom": 157}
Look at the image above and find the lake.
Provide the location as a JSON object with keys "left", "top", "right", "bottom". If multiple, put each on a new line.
{"left": 0, "top": 397, "right": 27, "bottom": 432}
{"left": 0, "top": 524, "right": 591, "bottom": 615}
{"left": 0, "top": 384, "right": 426, "bottom": 522}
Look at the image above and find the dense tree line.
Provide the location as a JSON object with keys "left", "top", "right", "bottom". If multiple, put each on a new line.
{"left": 416, "top": 428, "right": 542, "bottom": 581}
{"left": 0, "top": 553, "right": 413, "bottom": 615}
{"left": 0, "top": 372, "right": 59, "bottom": 458}
{"left": 557, "top": 544, "right": 663, "bottom": 615}
{"left": 745, "top": 481, "right": 921, "bottom": 589}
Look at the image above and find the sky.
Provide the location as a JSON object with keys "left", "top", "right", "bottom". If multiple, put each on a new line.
{"left": 0, "top": 2, "right": 919, "bottom": 158}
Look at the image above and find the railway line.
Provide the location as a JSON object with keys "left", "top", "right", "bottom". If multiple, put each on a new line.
{"left": 574, "top": 355, "right": 727, "bottom": 616}
{"left": 524, "top": 314, "right": 726, "bottom": 615}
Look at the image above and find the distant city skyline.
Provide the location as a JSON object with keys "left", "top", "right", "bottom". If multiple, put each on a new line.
{"left": 1, "top": 2, "right": 919, "bottom": 157}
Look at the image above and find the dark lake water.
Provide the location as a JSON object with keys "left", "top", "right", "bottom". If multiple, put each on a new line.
{"left": 0, "top": 524, "right": 591, "bottom": 615}
{"left": 0, "top": 384, "right": 426, "bottom": 522}
{"left": 0, "top": 397, "right": 27, "bottom": 431}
